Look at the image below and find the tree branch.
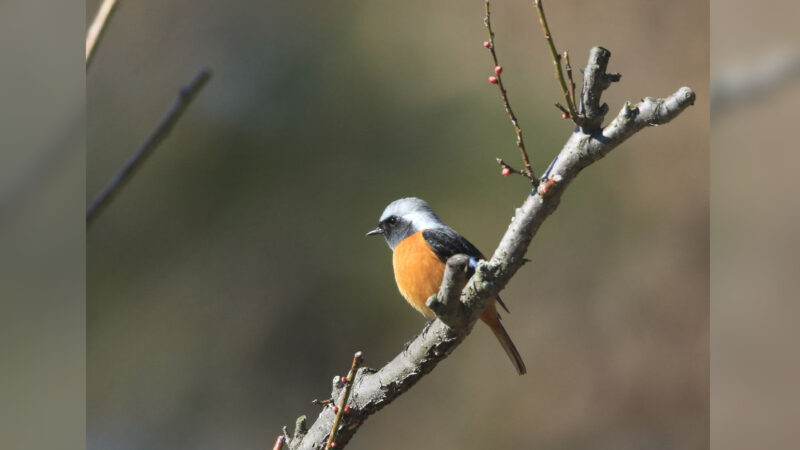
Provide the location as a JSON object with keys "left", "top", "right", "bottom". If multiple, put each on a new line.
{"left": 86, "top": 0, "right": 119, "bottom": 67}
{"left": 533, "top": 0, "right": 579, "bottom": 123}
{"left": 484, "top": 1, "right": 537, "bottom": 184}
{"left": 86, "top": 68, "right": 212, "bottom": 226}
{"left": 282, "top": 46, "right": 695, "bottom": 450}
{"left": 323, "top": 352, "right": 364, "bottom": 449}
{"left": 426, "top": 254, "right": 470, "bottom": 328}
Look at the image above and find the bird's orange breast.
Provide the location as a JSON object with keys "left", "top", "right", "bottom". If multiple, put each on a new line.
{"left": 392, "top": 231, "right": 445, "bottom": 319}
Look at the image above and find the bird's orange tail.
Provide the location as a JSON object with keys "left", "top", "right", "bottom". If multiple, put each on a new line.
{"left": 481, "top": 303, "right": 527, "bottom": 375}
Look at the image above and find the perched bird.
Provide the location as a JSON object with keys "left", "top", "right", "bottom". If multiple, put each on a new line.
{"left": 367, "top": 197, "right": 526, "bottom": 375}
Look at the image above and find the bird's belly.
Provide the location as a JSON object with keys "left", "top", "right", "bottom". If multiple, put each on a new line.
{"left": 392, "top": 231, "right": 445, "bottom": 319}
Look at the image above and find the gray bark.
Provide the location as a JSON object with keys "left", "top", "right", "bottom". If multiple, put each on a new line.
{"left": 284, "top": 46, "right": 696, "bottom": 450}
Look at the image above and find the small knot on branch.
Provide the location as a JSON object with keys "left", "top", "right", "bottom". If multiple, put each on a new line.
{"left": 292, "top": 416, "right": 308, "bottom": 443}
{"left": 536, "top": 174, "right": 562, "bottom": 196}
{"left": 330, "top": 376, "right": 344, "bottom": 400}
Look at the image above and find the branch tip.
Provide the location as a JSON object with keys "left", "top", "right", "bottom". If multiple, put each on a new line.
{"left": 86, "top": 0, "right": 119, "bottom": 67}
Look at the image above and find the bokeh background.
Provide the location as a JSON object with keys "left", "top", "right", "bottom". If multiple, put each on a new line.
{"left": 711, "top": 1, "right": 800, "bottom": 449}
{"left": 87, "top": 1, "right": 708, "bottom": 449}
{"left": 0, "top": 1, "right": 84, "bottom": 449}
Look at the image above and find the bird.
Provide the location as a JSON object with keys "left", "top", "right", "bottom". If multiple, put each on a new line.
{"left": 366, "top": 197, "right": 526, "bottom": 375}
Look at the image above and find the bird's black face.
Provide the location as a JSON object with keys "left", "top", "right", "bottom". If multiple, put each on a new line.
{"left": 366, "top": 215, "right": 415, "bottom": 250}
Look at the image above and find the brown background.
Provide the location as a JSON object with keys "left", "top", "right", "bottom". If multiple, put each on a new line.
{"left": 711, "top": 1, "right": 800, "bottom": 449}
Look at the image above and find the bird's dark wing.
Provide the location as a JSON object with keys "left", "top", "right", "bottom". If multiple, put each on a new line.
{"left": 423, "top": 227, "right": 510, "bottom": 313}
{"left": 422, "top": 227, "right": 483, "bottom": 261}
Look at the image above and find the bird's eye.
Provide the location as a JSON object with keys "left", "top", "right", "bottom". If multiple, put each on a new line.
{"left": 387, "top": 216, "right": 398, "bottom": 225}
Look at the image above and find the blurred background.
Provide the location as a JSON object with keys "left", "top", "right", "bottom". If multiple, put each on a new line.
{"left": 87, "top": 1, "right": 708, "bottom": 449}
{"left": 0, "top": 1, "right": 84, "bottom": 449}
{"left": 711, "top": 1, "right": 800, "bottom": 450}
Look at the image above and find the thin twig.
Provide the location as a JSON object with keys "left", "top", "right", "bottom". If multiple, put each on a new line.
{"left": 495, "top": 158, "right": 527, "bottom": 177}
{"left": 563, "top": 51, "right": 576, "bottom": 106}
{"left": 533, "top": 0, "right": 580, "bottom": 125}
{"left": 86, "top": 68, "right": 212, "bottom": 226}
{"left": 86, "top": 0, "right": 119, "bottom": 67}
{"left": 484, "top": 1, "right": 538, "bottom": 186}
{"left": 324, "top": 352, "right": 364, "bottom": 450}
{"left": 553, "top": 102, "right": 570, "bottom": 117}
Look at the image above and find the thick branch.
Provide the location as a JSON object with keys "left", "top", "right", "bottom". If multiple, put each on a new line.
{"left": 284, "top": 48, "right": 695, "bottom": 450}
{"left": 426, "top": 254, "right": 470, "bottom": 327}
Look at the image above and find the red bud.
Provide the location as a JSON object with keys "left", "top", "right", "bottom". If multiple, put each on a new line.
{"left": 501, "top": 167, "right": 511, "bottom": 176}
{"left": 483, "top": 41, "right": 491, "bottom": 48}
{"left": 561, "top": 113, "right": 569, "bottom": 119}
{"left": 344, "top": 405, "right": 351, "bottom": 414}
{"left": 488, "top": 76, "right": 499, "bottom": 84}
{"left": 494, "top": 65, "right": 503, "bottom": 75}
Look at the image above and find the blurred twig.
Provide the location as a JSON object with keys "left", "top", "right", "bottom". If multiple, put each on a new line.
{"left": 86, "top": 0, "right": 119, "bottom": 67}
{"left": 281, "top": 35, "right": 695, "bottom": 450}
{"left": 484, "top": 1, "right": 537, "bottom": 185}
{"left": 86, "top": 68, "right": 212, "bottom": 226}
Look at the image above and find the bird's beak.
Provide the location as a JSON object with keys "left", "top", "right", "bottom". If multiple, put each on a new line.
{"left": 365, "top": 227, "right": 383, "bottom": 237}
